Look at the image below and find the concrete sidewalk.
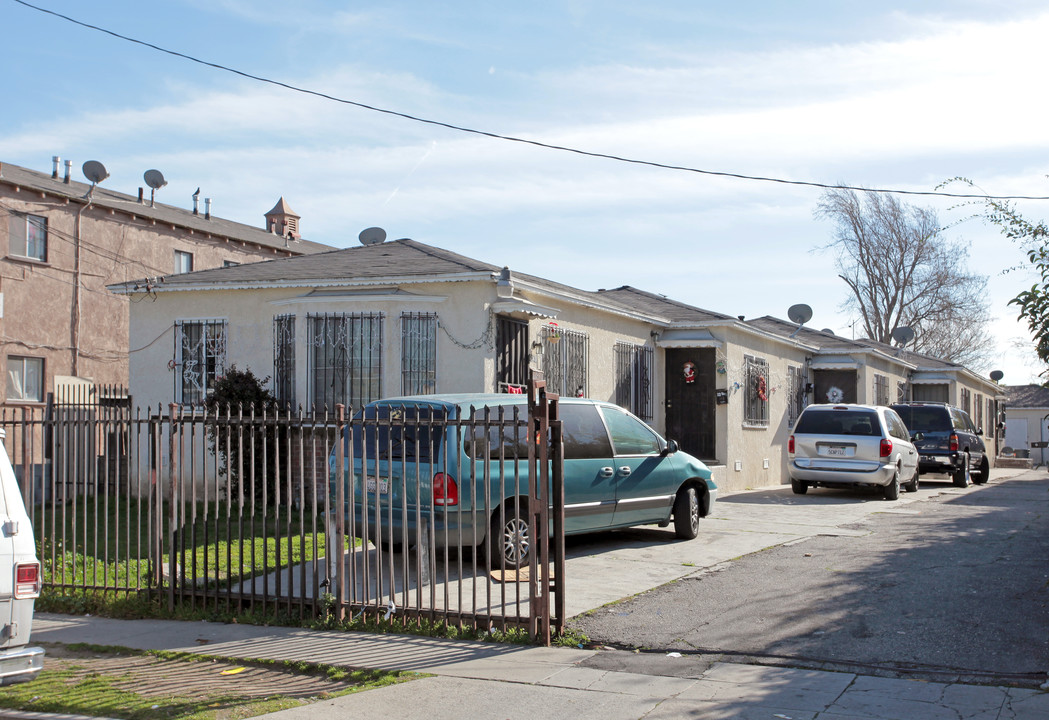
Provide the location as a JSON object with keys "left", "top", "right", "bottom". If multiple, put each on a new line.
{"left": 32, "top": 612, "right": 1049, "bottom": 719}
{"left": 30, "top": 468, "right": 1048, "bottom": 719}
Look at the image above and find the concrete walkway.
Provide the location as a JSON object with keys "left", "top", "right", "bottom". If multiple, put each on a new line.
{"left": 31, "top": 467, "right": 1049, "bottom": 720}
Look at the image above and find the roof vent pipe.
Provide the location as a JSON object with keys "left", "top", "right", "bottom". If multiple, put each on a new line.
{"left": 138, "top": 188, "right": 144, "bottom": 203}
{"left": 204, "top": 198, "right": 211, "bottom": 220}
{"left": 192, "top": 188, "right": 200, "bottom": 215}
{"left": 63, "top": 160, "right": 72, "bottom": 184}
{"left": 52, "top": 156, "right": 61, "bottom": 179}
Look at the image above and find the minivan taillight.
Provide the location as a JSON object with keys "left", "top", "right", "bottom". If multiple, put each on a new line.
{"left": 788, "top": 435, "right": 795, "bottom": 454}
{"left": 15, "top": 562, "right": 40, "bottom": 599}
{"left": 949, "top": 433, "right": 959, "bottom": 451}
{"left": 879, "top": 438, "right": 893, "bottom": 458}
{"left": 433, "top": 473, "right": 459, "bottom": 506}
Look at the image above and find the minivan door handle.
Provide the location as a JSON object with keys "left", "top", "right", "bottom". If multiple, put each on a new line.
{"left": 618, "top": 466, "right": 632, "bottom": 476}
{"left": 599, "top": 467, "right": 615, "bottom": 478}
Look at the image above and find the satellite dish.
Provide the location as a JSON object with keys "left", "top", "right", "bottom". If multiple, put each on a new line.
{"left": 891, "top": 326, "right": 916, "bottom": 346}
{"left": 143, "top": 169, "right": 167, "bottom": 189}
{"left": 990, "top": 370, "right": 1004, "bottom": 382}
{"left": 82, "top": 160, "right": 109, "bottom": 185}
{"left": 787, "top": 304, "right": 813, "bottom": 325}
{"left": 358, "top": 227, "right": 387, "bottom": 245}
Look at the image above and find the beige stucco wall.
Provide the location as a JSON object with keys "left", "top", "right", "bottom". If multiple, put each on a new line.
{"left": 708, "top": 328, "right": 810, "bottom": 493}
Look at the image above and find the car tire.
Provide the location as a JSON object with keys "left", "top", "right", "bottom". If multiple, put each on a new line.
{"left": 883, "top": 467, "right": 901, "bottom": 500}
{"left": 489, "top": 500, "right": 531, "bottom": 571}
{"left": 953, "top": 453, "right": 970, "bottom": 488}
{"left": 791, "top": 478, "right": 808, "bottom": 495}
{"left": 973, "top": 455, "right": 990, "bottom": 485}
{"left": 904, "top": 468, "right": 919, "bottom": 493}
{"left": 673, "top": 485, "right": 701, "bottom": 540}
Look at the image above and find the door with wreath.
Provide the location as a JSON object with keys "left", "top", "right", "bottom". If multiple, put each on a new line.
{"left": 812, "top": 369, "right": 857, "bottom": 404}
{"left": 664, "top": 348, "right": 716, "bottom": 460}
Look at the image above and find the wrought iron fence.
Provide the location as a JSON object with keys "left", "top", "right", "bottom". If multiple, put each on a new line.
{"left": 1, "top": 380, "right": 564, "bottom": 642}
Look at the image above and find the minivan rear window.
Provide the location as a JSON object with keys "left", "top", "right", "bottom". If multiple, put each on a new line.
{"left": 351, "top": 404, "right": 447, "bottom": 462}
{"left": 795, "top": 409, "right": 879, "bottom": 436}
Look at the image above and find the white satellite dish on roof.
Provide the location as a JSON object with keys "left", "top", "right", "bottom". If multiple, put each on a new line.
{"left": 359, "top": 227, "right": 387, "bottom": 245}
{"left": 82, "top": 160, "right": 109, "bottom": 185}
{"left": 891, "top": 326, "right": 916, "bottom": 346}
{"left": 788, "top": 303, "right": 813, "bottom": 337}
{"left": 144, "top": 169, "right": 167, "bottom": 189}
{"left": 143, "top": 169, "right": 166, "bottom": 207}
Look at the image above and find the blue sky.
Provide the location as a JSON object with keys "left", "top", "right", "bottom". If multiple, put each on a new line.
{"left": 4, "top": 1, "right": 1048, "bottom": 383}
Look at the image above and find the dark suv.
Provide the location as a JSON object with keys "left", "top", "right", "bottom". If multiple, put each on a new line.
{"left": 890, "top": 402, "right": 989, "bottom": 488}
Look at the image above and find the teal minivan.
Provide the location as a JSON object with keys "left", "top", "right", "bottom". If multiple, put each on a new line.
{"left": 329, "top": 394, "right": 717, "bottom": 568}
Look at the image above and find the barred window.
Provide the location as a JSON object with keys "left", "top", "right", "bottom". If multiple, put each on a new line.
{"left": 743, "top": 355, "right": 769, "bottom": 427}
{"left": 961, "top": 387, "right": 972, "bottom": 415}
{"left": 614, "top": 342, "right": 653, "bottom": 421}
{"left": 787, "top": 365, "right": 806, "bottom": 427}
{"left": 543, "top": 325, "right": 588, "bottom": 397}
{"left": 974, "top": 393, "right": 983, "bottom": 430}
{"left": 175, "top": 319, "right": 227, "bottom": 406}
{"left": 496, "top": 316, "right": 529, "bottom": 392}
{"left": 874, "top": 374, "right": 889, "bottom": 406}
{"left": 307, "top": 312, "right": 383, "bottom": 412}
{"left": 897, "top": 380, "right": 909, "bottom": 402}
{"left": 273, "top": 314, "right": 295, "bottom": 409}
{"left": 401, "top": 312, "right": 437, "bottom": 395}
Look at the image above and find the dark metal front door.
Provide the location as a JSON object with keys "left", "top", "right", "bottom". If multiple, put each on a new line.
{"left": 664, "top": 348, "right": 716, "bottom": 460}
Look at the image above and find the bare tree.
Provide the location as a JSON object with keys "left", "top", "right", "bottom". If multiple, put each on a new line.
{"left": 815, "top": 188, "right": 995, "bottom": 370}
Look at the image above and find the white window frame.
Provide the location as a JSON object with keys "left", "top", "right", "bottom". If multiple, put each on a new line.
{"left": 9, "top": 213, "right": 47, "bottom": 262}
{"left": 174, "top": 250, "right": 194, "bottom": 274}
{"left": 6, "top": 356, "right": 44, "bottom": 402}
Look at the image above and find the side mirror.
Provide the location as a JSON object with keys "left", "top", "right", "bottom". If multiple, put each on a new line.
{"left": 664, "top": 439, "right": 679, "bottom": 455}
{"left": 976, "top": 427, "right": 984, "bottom": 436}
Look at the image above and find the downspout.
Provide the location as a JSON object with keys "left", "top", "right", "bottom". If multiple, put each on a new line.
{"left": 71, "top": 195, "right": 94, "bottom": 377}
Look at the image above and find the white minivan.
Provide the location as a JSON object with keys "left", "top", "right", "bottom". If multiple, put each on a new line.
{"left": 0, "top": 430, "right": 43, "bottom": 684}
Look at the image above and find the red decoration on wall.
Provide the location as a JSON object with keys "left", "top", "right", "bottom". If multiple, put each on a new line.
{"left": 756, "top": 375, "right": 768, "bottom": 402}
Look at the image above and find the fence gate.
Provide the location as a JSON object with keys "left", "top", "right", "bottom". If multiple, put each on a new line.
{"left": 3, "top": 377, "right": 565, "bottom": 643}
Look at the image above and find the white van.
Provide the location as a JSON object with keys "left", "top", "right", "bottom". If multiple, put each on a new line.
{"left": 0, "top": 430, "right": 43, "bottom": 685}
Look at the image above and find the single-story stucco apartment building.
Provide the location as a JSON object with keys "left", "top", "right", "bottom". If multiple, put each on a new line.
{"left": 110, "top": 237, "right": 1005, "bottom": 493}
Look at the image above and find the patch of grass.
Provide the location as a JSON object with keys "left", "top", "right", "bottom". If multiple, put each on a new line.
{"left": 0, "top": 643, "right": 410, "bottom": 720}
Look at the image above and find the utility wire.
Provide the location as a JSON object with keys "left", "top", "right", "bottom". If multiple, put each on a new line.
{"left": 12, "top": 0, "right": 1049, "bottom": 202}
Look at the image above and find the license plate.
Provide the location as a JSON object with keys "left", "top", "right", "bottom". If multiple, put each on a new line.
{"left": 365, "top": 477, "right": 389, "bottom": 494}
{"left": 825, "top": 446, "right": 848, "bottom": 457}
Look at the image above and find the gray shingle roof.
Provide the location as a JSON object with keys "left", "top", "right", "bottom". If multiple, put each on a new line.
{"left": 1003, "top": 384, "right": 1049, "bottom": 408}
{"left": 112, "top": 239, "right": 737, "bottom": 326}
{"left": 129, "top": 238, "right": 501, "bottom": 289}
{"left": 746, "top": 316, "right": 863, "bottom": 352}
{"left": 594, "top": 286, "right": 735, "bottom": 323}
{"left": 0, "top": 161, "right": 333, "bottom": 255}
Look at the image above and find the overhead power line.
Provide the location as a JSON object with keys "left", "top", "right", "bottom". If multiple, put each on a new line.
{"left": 12, "top": 0, "right": 1049, "bottom": 202}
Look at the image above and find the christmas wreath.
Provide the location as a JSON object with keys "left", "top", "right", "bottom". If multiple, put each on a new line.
{"left": 756, "top": 375, "right": 767, "bottom": 402}
{"left": 827, "top": 386, "right": 844, "bottom": 403}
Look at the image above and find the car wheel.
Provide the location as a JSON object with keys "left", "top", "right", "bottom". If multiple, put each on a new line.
{"left": 883, "top": 467, "right": 900, "bottom": 500}
{"left": 953, "top": 453, "right": 970, "bottom": 488}
{"left": 673, "top": 485, "right": 701, "bottom": 540}
{"left": 791, "top": 478, "right": 808, "bottom": 495}
{"left": 973, "top": 455, "right": 990, "bottom": 485}
{"left": 904, "top": 469, "right": 919, "bottom": 493}
{"left": 489, "top": 500, "right": 531, "bottom": 570}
